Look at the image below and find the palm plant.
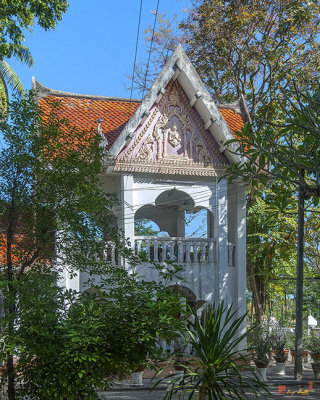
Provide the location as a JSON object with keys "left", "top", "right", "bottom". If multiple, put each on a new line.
{"left": 0, "top": 45, "right": 33, "bottom": 114}
{"left": 162, "top": 303, "right": 269, "bottom": 400}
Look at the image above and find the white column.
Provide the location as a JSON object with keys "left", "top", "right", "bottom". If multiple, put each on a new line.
{"left": 217, "top": 179, "right": 228, "bottom": 304}
{"left": 235, "top": 183, "right": 247, "bottom": 349}
{"left": 176, "top": 209, "right": 185, "bottom": 237}
{"left": 55, "top": 230, "right": 80, "bottom": 292}
{"left": 121, "top": 175, "right": 135, "bottom": 267}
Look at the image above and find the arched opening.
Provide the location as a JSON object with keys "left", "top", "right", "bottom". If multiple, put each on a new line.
{"left": 134, "top": 207, "right": 170, "bottom": 237}
{"left": 134, "top": 190, "right": 215, "bottom": 264}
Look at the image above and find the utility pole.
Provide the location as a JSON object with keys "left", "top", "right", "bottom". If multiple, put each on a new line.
{"left": 294, "top": 171, "right": 305, "bottom": 380}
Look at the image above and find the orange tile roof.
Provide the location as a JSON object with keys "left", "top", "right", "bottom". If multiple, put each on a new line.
{"left": 39, "top": 95, "right": 244, "bottom": 150}
{"left": 0, "top": 234, "right": 24, "bottom": 264}
{"left": 39, "top": 95, "right": 140, "bottom": 150}
{"left": 218, "top": 108, "right": 245, "bottom": 134}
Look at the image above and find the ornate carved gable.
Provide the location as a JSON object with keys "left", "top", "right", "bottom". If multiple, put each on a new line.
{"left": 114, "top": 81, "right": 229, "bottom": 177}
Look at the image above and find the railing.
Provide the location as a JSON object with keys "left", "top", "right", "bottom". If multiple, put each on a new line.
{"left": 104, "top": 238, "right": 235, "bottom": 267}
{"left": 104, "top": 241, "right": 121, "bottom": 265}
{"left": 134, "top": 236, "right": 216, "bottom": 264}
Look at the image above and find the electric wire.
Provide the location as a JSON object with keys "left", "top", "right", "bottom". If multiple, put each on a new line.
{"left": 129, "top": 0, "right": 143, "bottom": 104}
{"left": 141, "top": 0, "right": 160, "bottom": 98}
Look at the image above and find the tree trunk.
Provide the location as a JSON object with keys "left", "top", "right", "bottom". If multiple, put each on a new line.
{"left": 6, "top": 279, "right": 17, "bottom": 400}
{"left": 6, "top": 200, "right": 17, "bottom": 400}
{"left": 294, "top": 177, "right": 305, "bottom": 380}
{"left": 248, "top": 261, "right": 267, "bottom": 323}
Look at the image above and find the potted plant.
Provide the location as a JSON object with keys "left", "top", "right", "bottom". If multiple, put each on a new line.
{"left": 271, "top": 325, "right": 288, "bottom": 375}
{"left": 127, "top": 340, "right": 150, "bottom": 387}
{"left": 288, "top": 330, "right": 309, "bottom": 362}
{"left": 307, "top": 331, "right": 320, "bottom": 380}
{"left": 248, "top": 324, "right": 273, "bottom": 381}
{"left": 156, "top": 303, "right": 269, "bottom": 399}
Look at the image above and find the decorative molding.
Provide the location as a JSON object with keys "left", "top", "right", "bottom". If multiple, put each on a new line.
{"left": 113, "top": 158, "right": 225, "bottom": 177}
{"left": 114, "top": 80, "right": 228, "bottom": 177}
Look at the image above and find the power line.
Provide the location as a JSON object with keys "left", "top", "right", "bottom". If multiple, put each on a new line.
{"left": 141, "top": 0, "right": 160, "bottom": 98}
{"left": 129, "top": 0, "right": 143, "bottom": 103}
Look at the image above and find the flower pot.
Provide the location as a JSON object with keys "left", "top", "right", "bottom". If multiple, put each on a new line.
{"left": 311, "top": 362, "right": 320, "bottom": 380}
{"left": 274, "top": 362, "right": 286, "bottom": 375}
{"left": 254, "top": 360, "right": 269, "bottom": 368}
{"left": 290, "top": 350, "right": 308, "bottom": 362}
{"left": 273, "top": 349, "right": 289, "bottom": 357}
{"left": 130, "top": 371, "right": 144, "bottom": 386}
{"left": 256, "top": 367, "right": 268, "bottom": 382}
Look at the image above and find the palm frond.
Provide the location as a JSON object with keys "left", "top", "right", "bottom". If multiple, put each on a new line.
{"left": 0, "top": 60, "right": 25, "bottom": 97}
{"left": 11, "top": 45, "right": 34, "bottom": 68}
{"left": 161, "top": 302, "right": 270, "bottom": 400}
{"left": 0, "top": 70, "right": 9, "bottom": 116}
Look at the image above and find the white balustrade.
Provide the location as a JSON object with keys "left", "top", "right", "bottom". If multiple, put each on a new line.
{"left": 134, "top": 236, "right": 217, "bottom": 264}
{"left": 104, "top": 241, "right": 120, "bottom": 265}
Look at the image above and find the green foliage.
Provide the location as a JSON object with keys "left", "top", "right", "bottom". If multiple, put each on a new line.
{"left": 0, "top": 0, "right": 68, "bottom": 60}
{"left": 245, "top": 184, "right": 297, "bottom": 321}
{"left": 162, "top": 303, "right": 269, "bottom": 400}
{"left": 0, "top": 1, "right": 67, "bottom": 114}
{"left": 247, "top": 324, "right": 273, "bottom": 365}
{"left": 306, "top": 331, "right": 320, "bottom": 360}
{"left": 11, "top": 264, "right": 184, "bottom": 400}
{"left": 0, "top": 52, "right": 33, "bottom": 114}
{"left": 135, "top": 218, "right": 159, "bottom": 236}
{"left": 0, "top": 94, "right": 185, "bottom": 399}
{"left": 226, "top": 86, "right": 320, "bottom": 201}
{"left": 270, "top": 325, "right": 287, "bottom": 362}
{"left": 180, "top": 0, "right": 320, "bottom": 122}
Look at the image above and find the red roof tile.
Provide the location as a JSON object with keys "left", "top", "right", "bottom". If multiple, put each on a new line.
{"left": 218, "top": 108, "right": 245, "bottom": 134}
{"left": 39, "top": 95, "right": 245, "bottom": 150}
{"left": 39, "top": 95, "right": 140, "bottom": 150}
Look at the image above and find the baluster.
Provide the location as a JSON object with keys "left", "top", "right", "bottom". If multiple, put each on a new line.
{"left": 137, "top": 239, "right": 142, "bottom": 255}
{"left": 178, "top": 240, "right": 183, "bottom": 263}
{"left": 200, "top": 241, "right": 206, "bottom": 263}
{"left": 158, "top": 241, "right": 163, "bottom": 262}
{"left": 153, "top": 239, "right": 159, "bottom": 262}
{"left": 186, "top": 241, "right": 191, "bottom": 263}
{"left": 208, "top": 240, "right": 214, "bottom": 263}
{"left": 111, "top": 243, "right": 116, "bottom": 264}
{"left": 170, "top": 241, "right": 175, "bottom": 261}
{"left": 146, "top": 239, "right": 150, "bottom": 260}
{"left": 163, "top": 242, "right": 170, "bottom": 261}
{"left": 193, "top": 241, "right": 198, "bottom": 263}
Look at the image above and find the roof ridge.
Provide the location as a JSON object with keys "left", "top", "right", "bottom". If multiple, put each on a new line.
{"left": 32, "top": 77, "right": 141, "bottom": 103}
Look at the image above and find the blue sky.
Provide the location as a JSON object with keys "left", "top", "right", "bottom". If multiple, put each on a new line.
{"left": 10, "top": 0, "right": 189, "bottom": 99}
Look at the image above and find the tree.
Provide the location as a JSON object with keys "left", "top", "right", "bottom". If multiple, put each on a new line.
{"left": 246, "top": 185, "right": 297, "bottom": 322}
{"left": 0, "top": 47, "right": 33, "bottom": 114}
{"left": 163, "top": 303, "right": 269, "bottom": 400}
{"left": 0, "top": 0, "right": 68, "bottom": 111}
{"left": 182, "top": 0, "right": 320, "bottom": 123}
{"left": 13, "top": 263, "right": 183, "bottom": 400}
{"left": 225, "top": 86, "right": 320, "bottom": 378}
{"left": 0, "top": 94, "right": 184, "bottom": 399}
{"left": 0, "top": 92, "right": 115, "bottom": 399}
{"left": 0, "top": 0, "right": 69, "bottom": 59}
{"left": 301, "top": 210, "right": 320, "bottom": 319}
